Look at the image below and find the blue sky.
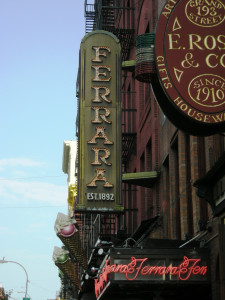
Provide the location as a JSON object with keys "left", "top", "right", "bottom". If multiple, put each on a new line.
{"left": 0, "top": 1, "right": 86, "bottom": 299}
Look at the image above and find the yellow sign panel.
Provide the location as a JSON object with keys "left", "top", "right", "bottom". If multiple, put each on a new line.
{"left": 77, "top": 30, "right": 123, "bottom": 213}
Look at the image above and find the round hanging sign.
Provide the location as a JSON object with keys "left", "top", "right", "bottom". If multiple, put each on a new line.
{"left": 154, "top": 0, "right": 225, "bottom": 135}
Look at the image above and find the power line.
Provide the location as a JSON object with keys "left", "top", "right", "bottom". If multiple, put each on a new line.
{"left": 0, "top": 175, "right": 65, "bottom": 182}
{"left": 0, "top": 205, "right": 67, "bottom": 209}
{"left": 29, "top": 280, "right": 57, "bottom": 293}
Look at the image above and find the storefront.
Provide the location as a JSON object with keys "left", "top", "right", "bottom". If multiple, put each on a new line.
{"left": 194, "top": 151, "right": 225, "bottom": 299}
{"left": 88, "top": 242, "right": 211, "bottom": 300}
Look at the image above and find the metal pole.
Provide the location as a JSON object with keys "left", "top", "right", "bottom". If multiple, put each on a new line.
{"left": 0, "top": 258, "right": 29, "bottom": 298}
{"left": 18, "top": 291, "right": 32, "bottom": 299}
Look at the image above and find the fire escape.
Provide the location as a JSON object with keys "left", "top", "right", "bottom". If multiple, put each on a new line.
{"left": 121, "top": 90, "right": 137, "bottom": 172}
{"left": 84, "top": 0, "right": 135, "bottom": 61}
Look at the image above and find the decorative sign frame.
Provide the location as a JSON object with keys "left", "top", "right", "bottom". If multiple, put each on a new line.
{"left": 77, "top": 30, "right": 123, "bottom": 213}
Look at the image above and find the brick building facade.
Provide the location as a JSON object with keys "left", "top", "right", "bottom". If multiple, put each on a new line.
{"left": 57, "top": 1, "right": 225, "bottom": 299}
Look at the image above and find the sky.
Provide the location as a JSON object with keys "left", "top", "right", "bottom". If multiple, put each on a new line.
{"left": 0, "top": 1, "right": 86, "bottom": 299}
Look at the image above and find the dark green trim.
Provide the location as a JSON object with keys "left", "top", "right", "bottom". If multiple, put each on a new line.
{"left": 122, "top": 60, "right": 135, "bottom": 71}
{"left": 81, "top": 29, "right": 120, "bottom": 44}
{"left": 122, "top": 171, "right": 159, "bottom": 187}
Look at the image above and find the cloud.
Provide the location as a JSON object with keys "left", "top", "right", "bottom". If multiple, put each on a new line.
{"left": 11, "top": 170, "right": 29, "bottom": 177}
{"left": 0, "top": 179, "right": 67, "bottom": 206}
{"left": 0, "top": 158, "right": 44, "bottom": 171}
{"left": 0, "top": 226, "right": 17, "bottom": 237}
{"left": 24, "top": 222, "right": 47, "bottom": 234}
{"left": 0, "top": 157, "right": 67, "bottom": 207}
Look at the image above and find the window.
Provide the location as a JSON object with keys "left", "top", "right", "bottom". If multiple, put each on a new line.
{"left": 185, "top": 135, "right": 194, "bottom": 235}
{"left": 197, "top": 137, "right": 208, "bottom": 222}
{"left": 146, "top": 139, "right": 152, "bottom": 171}
{"left": 171, "top": 138, "right": 181, "bottom": 239}
{"left": 140, "top": 152, "right": 146, "bottom": 219}
{"left": 163, "top": 157, "right": 170, "bottom": 237}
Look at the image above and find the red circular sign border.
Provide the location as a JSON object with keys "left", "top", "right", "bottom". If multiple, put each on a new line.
{"left": 154, "top": 0, "right": 225, "bottom": 130}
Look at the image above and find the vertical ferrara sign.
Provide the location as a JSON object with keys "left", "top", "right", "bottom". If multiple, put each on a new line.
{"left": 153, "top": 0, "right": 225, "bottom": 135}
{"left": 77, "top": 30, "right": 123, "bottom": 212}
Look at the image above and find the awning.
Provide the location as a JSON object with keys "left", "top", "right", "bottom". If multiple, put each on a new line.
{"left": 95, "top": 247, "right": 211, "bottom": 300}
{"left": 193, "top": 151, "right": 225, "bottom": 215}
{"left": 194, "top": 151, "right": 225, "bottom": 186}
{"left": 122, "top": 171, "right": 159, "bottom": 187}
{"left": 122, "top": 60, "right": 135, "bottom": 72}
{"left": 130, "top": 216, "right": 159, "bottom": 245}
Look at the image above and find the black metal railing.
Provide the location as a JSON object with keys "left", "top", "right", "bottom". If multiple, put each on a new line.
{"left": 84, "top": 0, "right": 135, "bottom": 61}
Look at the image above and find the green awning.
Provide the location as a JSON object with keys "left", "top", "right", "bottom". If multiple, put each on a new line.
{"left": 122, "top": 60, "right": 135, "bottom": 71}
{"left": 122, "top": 171, "right": 159, "bottom": 187}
